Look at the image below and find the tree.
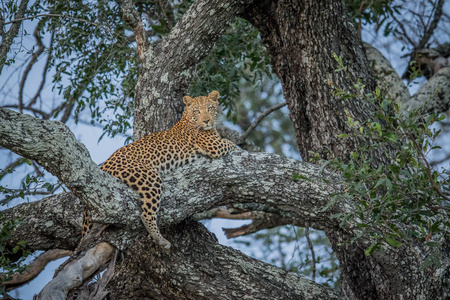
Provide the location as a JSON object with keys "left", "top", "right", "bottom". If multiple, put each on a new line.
{"left": 1, "top": 0, "right": 449, "bottom": 299}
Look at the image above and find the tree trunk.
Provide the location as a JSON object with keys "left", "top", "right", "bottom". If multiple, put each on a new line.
{"left": 242, "top": 0, "right": 450, "bottom": 299}
{"left": 242, "top": 0, "right": 376, "bottom": 162}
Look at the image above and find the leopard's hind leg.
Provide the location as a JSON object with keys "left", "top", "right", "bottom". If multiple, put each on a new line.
{"left": 120, "top": 165, "right": 170, "bottom": 249}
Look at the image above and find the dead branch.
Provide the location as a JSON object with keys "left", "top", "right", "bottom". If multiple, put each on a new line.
{"left": 36, "top": 242, "right": 115, "bottom": 300}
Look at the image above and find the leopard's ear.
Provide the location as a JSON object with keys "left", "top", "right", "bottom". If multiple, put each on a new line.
{"left": 208, "top": 91, "right": 220, "bottom": 103}
{"left": 183, "top": 96, "right": 194, "bottom": 106}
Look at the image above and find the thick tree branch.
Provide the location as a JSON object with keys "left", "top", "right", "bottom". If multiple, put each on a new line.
{"left": 109, "top": 220, "right": 340, "bottom": 299}
{"left": 404, "top": 66, "right": 450, "bottom": 115}
{"left": 363, "top": 43, "right": 410, "bottom": 103}
{"left": 363, "top": 43, "right": 450, "bottom": 116}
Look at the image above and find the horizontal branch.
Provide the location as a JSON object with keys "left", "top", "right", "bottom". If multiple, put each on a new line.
{"left": 0, "top": 107, "right": 351, "bottom": 252}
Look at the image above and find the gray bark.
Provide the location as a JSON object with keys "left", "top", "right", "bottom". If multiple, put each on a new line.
{"left": 363, "top": 43, "right": 450, "bottom": 117}
{"left": 0, "top": 107, "right": 141, "bottom": 234}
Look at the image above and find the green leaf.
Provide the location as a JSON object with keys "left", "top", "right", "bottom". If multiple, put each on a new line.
{"left": 337, "top": 133, "right": 349, "bottom": 138}
{"left": 292, "top": 174, "right": 310, "bottom": 181}
{"left": 365, "top": 243, "right": 379, "bottom": 256}
{"left": 385, "top": 237, "right": 402, "bottom": 248}
{"left": 339, "top": 214, "right": 352, "bottom": 227}
{"left": 330, "top": 213, "right": 343, "bottom": 219}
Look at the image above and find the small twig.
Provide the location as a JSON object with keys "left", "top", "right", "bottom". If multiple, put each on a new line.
{"left": 18, "top": 23, "right": 45, "bottom": 114}
{"left": 28, "top": 30, "right": 55, "bottom": 108}
{"left": 417, "top": 0, "right": 444, "bottom": 49}
{"left": 0, "top": 157, "right": 28, "bottom": 180}
{"left": 426, "top": 205, "right": 450, "bottom": 211}
{"left": 408, "top": 133, "right": 450, "bottom": 202}
{"left": 304, "top": 223, "right": 316, "bottom": 281}
{"left": 392, "top": 14, "right": 416, "bottom": 47}
{"left": 430, "top": 152, "right": 450, "bottom": 167}
{"left": 3, "top": 13, "right": 116, "bottom": 38}
{"left": 239, "top": 102, "right": 287, "bottom": 142}
{"left": 2, "top": 105, "right": 50, "bottom": 118}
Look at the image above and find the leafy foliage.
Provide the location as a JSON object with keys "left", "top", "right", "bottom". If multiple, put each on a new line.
{"left": 312, "top": 59, "right": 449, "bottom": 265}
{"left": 344, "top": 0, "right": 401, "bottom": 36}
{"left": 189, "top": 18, "right": 272, "bottom": 123}
{"left": 0, "top": 159, "right": 59, "bottom": 205}
{"left": 0, "top": 217, "right": 32, "bottom": 293}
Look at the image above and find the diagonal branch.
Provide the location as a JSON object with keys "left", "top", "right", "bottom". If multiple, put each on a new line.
{"left": 1, "top": 249, "right": 71, "bottom": 288}
{"left": 238, "top": 101, "right": 288, "bottom": 143}
{"left": 122, "top": 0, "right": 150, "bottom": 62}
{"left": 0, "top": 0, "right": 30, "bottom": 74}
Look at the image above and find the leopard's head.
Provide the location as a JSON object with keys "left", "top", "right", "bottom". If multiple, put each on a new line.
{"left": 182, "top": 91, "right": 220, "bottom": 130}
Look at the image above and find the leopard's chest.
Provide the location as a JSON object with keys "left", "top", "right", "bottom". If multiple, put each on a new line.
{"left": 134, "top": 141, "right": 200, "bottom": 173}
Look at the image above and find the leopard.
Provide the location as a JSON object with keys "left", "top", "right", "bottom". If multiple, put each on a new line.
{"left": 82, "top": 91, "right": 237, "bottom": 249}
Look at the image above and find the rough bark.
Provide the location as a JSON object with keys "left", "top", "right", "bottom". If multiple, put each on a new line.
{"left": 363, "top": 43, "right": 409, "bottom": 104}
{"left": 403, "top": 66, "right": 450, "bottom": 115}
{"left": 242, "top": 0, "right": 450, "bottom": 299}
{"left": 109, "top": 219, "right": 338, "bottom": 300}
{"left": 0, "top": 107, "right": 141, "bottom": 233}
{"left": 242, "top": 0, "right": 377, "bottom": 162}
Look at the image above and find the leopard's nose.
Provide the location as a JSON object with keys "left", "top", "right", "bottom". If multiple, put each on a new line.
{"left": 203, "top": 120, "right": 210, "bottom": 125}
